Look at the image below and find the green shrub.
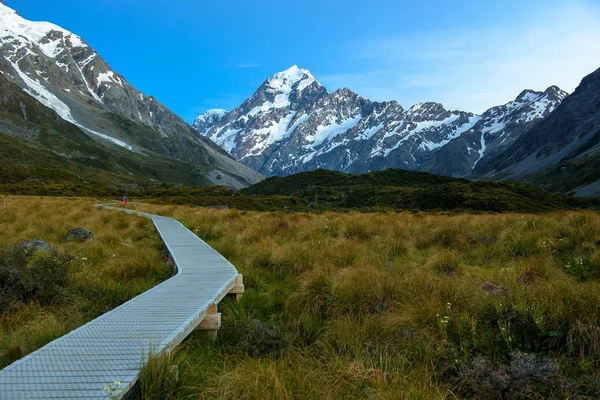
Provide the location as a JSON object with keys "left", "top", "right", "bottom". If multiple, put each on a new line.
{"left": 459, "top": 351, "right": 564, "bottom": 399}
{"left": 219, "top": 319, "right": 287, "bottom": 357}
{"left": 0, "top": 245, "right": 69, "bottom": 307}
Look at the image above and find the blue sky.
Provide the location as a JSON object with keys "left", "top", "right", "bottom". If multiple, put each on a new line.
{"left": 6, "top": 0, "right": 600, "bottom": 122}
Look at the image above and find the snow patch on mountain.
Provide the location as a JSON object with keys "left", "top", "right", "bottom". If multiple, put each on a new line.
{"left": 97, "top": 71, "right": 124, "bottom": 88}
{"left": 413, "top": 114, "right": 460, "bottom": 133}
{"left": 267, "top": 65, "right": 317, "bottom": 95}
{"left": 421, "top": 115, "right": 483, "bottom": 151}
{"left": 307, "top": 114, "right": 362, "bottom": 148}
{"left": 247, "top": 112, "right": 298, "bottom": 153}
{"left": 8, "top": 58, "right": 74, "bottom": 122}
{"left": 358, "top": 123, "right": 385, "bottom": 141}
{"left": 0, "top": 3, "right": 87, "bottom": 56}
{"left": 198, "top": 108, "right": 228, "bottom": 120}
{"left": 192, "top": 109, "right": 229, "bottom": 135}
{"left": 288, "top": 113, "right": 310, "bottom": 135}
{"left": 218, "top": 128, "right": 242, "bottom": 153}
{"left": 473, "top": 132, "right": 487, "bottom": 167}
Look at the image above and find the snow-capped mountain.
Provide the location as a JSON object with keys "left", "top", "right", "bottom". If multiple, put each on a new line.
{"left": 196, "top": 66, "right": 567, "bottom": 177}
{"left": 475, "top": 67, "right": 600, "bottom": 196}
{"left": 423, "top": 86, "right": 568, "bottom": 176}
{"left": 193, "top": 109, "right": 228, "bottom": 135}
{"left": 0, "top": 3, "right": 261, "bottom": 187}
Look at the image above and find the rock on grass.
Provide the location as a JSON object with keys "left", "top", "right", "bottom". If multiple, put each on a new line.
{"left": 17, "top": 239, "right": 57, "bottom": 254}
{"left": 66, "top": 228, "right": 95, "bottom": 243}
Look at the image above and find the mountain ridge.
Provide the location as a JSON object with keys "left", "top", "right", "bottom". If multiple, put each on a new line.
{"left": 196, "top": 65, "right": 567, "bottom": 178}
{"left": 0, "top": 3, "right": 262, "bottom": 188}
{"left": 474, "top": 67, "right": 600, "bottom": 196}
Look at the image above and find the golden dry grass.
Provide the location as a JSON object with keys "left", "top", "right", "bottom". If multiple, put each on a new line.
{"left": 121, "top": 203, "right": 600, "bottom": 399}
{"left": 0, "top": 196, "right": 172, "bottom": 368}
{"left": 4, "top": 195, "right": 600, "bottom": 398}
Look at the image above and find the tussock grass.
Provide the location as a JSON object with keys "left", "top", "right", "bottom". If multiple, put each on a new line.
{"left": 123, "top": 203, "right": 600, "bottom": 398}
{"left": 0, "top": 196, "right": 172, "bottom": 368}
{"left": 6, "top": 196, "right": 600, "bottom": 397}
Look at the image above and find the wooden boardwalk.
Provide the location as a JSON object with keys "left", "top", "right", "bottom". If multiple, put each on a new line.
{"left": 0, "top": 206, "right": 243, "bottom": 399}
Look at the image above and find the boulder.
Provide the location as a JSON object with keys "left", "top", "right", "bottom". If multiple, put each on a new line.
{"left": 17, "top": 239, "right": 57, "bottom": 254}
{"left": 66, "top": 228, "right": 95, "bottom": 243}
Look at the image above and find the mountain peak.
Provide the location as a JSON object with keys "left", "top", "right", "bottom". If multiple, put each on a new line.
{"left": 514, "top": 86, "right": 568, "bottom": 104}
{"left": 0, "top": 3, "right": 263, "bottom": 188}
{"left": 0, "top": 2, "right": 17, "bottom": 16}
{"left": 0, "top": 1, "right": 87, "bottom": 57}
{"left": 266, "top": 65, "right": 319, "bottom": 94}
{"left": 192, "top": 109, "right": 228, "bottom": 134}
{"left": 199, "top": 108, "right": 228, "bottom": 118}
{"left": 515, "top": 89, "right": 541, "bottom": 103}
{"left": 543, "top": 85, "right": 568, "bottom": 100}
{"left": 408, "top": 102, "right": 447, "bottom": 116}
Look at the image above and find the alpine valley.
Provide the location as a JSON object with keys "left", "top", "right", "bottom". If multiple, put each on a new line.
{"left": 0, "top": 3, "right": 262, "bottom": 189}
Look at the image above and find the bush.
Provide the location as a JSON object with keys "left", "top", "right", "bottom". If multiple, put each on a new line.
{"left": 0, "top": 243, "right": 69, "bottom": 307}
{"left": 220, "top": 319, "right": 287, "bottom": 357}
{"left": 459, "top": 351, "right": 564, "bottom": 399}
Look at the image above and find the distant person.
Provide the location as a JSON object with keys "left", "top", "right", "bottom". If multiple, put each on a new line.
{"left": 121, "top": 194, "right": 127, "bottom": 204}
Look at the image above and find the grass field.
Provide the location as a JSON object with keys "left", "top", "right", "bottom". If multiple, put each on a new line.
{"left": 3, "top": 197, "right": 600, "bottom": 398}
{"left": 117, "top": 203, "right": 600, "bottom": 399}
{"left": 0, "top": 196, "right": 172, "bottom": 369}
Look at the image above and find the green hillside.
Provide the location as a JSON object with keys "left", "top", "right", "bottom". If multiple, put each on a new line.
{"left": 526, "top": 154, "right": 600, "bottom": 196}
{"left": 243, "top": 169, "right": 599, "bottom": 212}
{"left": 244, "top": 168, "right": 463, "bottom": 195}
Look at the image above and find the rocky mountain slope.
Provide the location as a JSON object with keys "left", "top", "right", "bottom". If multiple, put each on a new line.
{"left": 196, "top": 65, "right": 566, "bottom": 177}
{"left": 0, "top": 72, "right": 233, "bottom": 188}
{"left": 475, "top": 67, "right": 600, "bottom": 196}
{"left": 0, "top": 3, "right": 261, "bottom": 188}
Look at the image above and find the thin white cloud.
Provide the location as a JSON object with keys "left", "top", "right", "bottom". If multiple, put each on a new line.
{"left": 319, "top": 1, "right": 600, "bottom": 113}
{"left": 236, "top": 63, "right": 260, "bottom": 69}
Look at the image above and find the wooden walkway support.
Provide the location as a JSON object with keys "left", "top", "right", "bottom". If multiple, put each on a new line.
{"left": 0, "top": 206, "right": 243, "bottom": 399}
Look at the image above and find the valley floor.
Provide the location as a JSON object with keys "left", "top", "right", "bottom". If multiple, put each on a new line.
{"left": 2, "top": 197, "right": 600, "bottom": 398}
{"left": 126, "top": 203, "right": 600, "bottom": 399}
